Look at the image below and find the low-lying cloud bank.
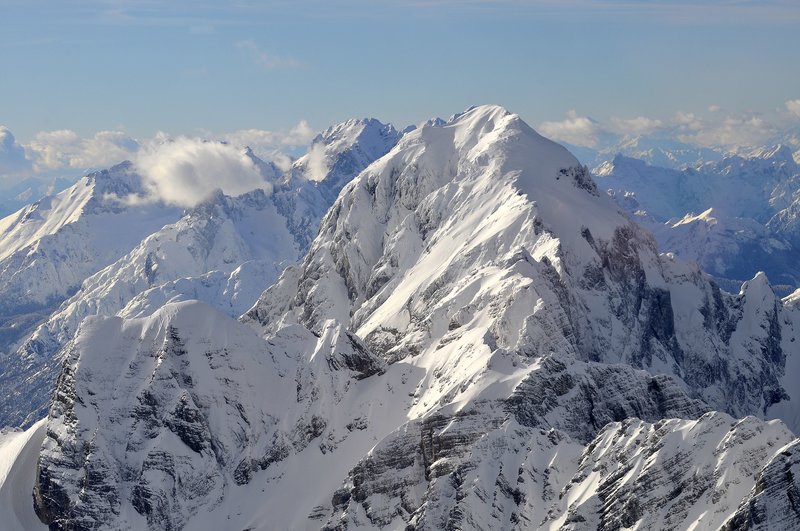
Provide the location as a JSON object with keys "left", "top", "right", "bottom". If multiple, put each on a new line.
{"left": 538, "top": 99, "right": 800, "bottom": 152}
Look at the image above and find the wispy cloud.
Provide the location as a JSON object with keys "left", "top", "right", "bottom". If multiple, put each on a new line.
{"left": 236, "top": 40, "right": 304, "bottom": 70}
{"left": 395, "top": 0, "right": 800, "bottom": 24}
{"left": 55, "top": 0, "right": 261, "bottom": 29}
{"left": 188, "top": 24, "right": 215, "bottom": 34}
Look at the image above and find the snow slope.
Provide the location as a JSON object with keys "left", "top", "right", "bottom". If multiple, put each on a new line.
{"left": 0, "top": 419, "right": 47, "bottom": 531}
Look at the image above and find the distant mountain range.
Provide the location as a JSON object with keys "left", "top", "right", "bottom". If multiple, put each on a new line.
{"left": 596, "top": 145, "right": 800, "bottom": 295}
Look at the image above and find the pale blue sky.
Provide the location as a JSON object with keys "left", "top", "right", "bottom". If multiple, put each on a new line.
{"left": 1, "top": 0, "right": 799, "bottom": 143}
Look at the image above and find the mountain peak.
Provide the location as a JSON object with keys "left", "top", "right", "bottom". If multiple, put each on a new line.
{"left": 311, "top": 117, "right": 399, "bottom": 153}
{"left": 291, "top": 117, "right": 401, "bottom": 194}
{"left": 406, "top": 104, "right": 579, "bottom": 171}
{"left": 446, "top": 103, "right": 512, "bottom": 124}
{"left": 740, "top": 270, "right": 775, "bottom": 300}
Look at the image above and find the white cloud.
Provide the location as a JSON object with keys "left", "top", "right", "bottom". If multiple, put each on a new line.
{"left": 14, "top": 120, "right": 318, "bottom": 185}
{"left": 27, "top": 129, "right": 80, "bottom": 171}
{"left": 0, "top": 126, "right": 32, "bottom": 177}
{"left": 236, "top": 40, "right": 303, "bottom": 70}
{"left": 302, "top": 143, "right": 329, "bottom": 182}
{"left": 676, "top": 113, "right": 776, "bottom": 148}
{"left": 134, "top": 136, "right": 271, "bottom": 207}
{"left": 70, "top": 131, "right": 139, "bottom": 168}
{"left": 609, "top": 116, "right": 664, "bottom": 136}
{"left": 281, "top": 120, "right": 315, "bottom": 146}
{"left": 26, "top": 129, "right": 139, "bottom": 172}
{"left": 786, "top": 99, "right": 800, "bottom": 119}
{"left": 267, "top": 150, "right": 294, "bottom": 172}
{"left": 538, "top": 110, "right": 606, "bottom": 148}
{"left": 674, "top": 111, "right": 700, "bottom": 128}
{"left": 221, "top": 120, "right": 314, "bottom": 152}
{"left": 539, "top": 107, "right": 786, "bottom": 151}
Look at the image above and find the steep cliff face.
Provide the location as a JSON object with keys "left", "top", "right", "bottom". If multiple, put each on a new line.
{"left": 34, "top": 302, "right": 289, "bottom": 530}
{"left": 721, "top": 439, "right": 800, "bottom": 530}
{"left": 24, "top": 106, "right": 800, "bottom": 530}
{"left": 325, "top": 413, "right": 797, "bottom": 531}
{"left": 33, "top": 301, "right": 393, "bottom": 530}
{"left": 551, "top": 413, "right": 795, "bottom": 531}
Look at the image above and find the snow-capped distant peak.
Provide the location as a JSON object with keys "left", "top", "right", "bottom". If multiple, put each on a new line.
{"left": 312, "top": 117, "right": 395, "bottom": 149}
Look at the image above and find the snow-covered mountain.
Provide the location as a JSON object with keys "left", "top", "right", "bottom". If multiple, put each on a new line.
{"left": 248, "top": 105, "right": 798, "bottom": 425}
{"left": 596, "top": 146, "right": 800, "bottom": 222}
{"left": 649, "top": 208, "right": 798, "bottom": 294}
{"left": 0, "top": 164, "right": 181, "bottom": 349}
{"left": 596, "top": 148, "right": 800, "bottom": 294}
{"left": 10, "top": 105, "right": 799, "bottom": 530}
{"left": 0, "top": 118, "right": 402, "bottom": 430}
